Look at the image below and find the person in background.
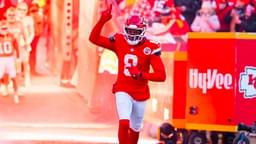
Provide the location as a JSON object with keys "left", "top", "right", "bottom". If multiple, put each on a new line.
{"left": 174, "top": 0, "right": 202, "bottom": 26}
{"left": 229, "top": 0, "right": 249, "bottom": 31}
{"left": 241, "top": 0, "right": 256, "bottom": 32}
{"left": 16, "top": 1, "right": 35, "bottom": 87}
{"left": 5, "top": 6, "right": 26, "bottom": 95}
{"left": 29, "top": 2, "right": 44, "bottom": 75}
{"left": 0, "top": 19, "right": 20, "bottom": 103}
{"left": 215, "top": 0, "right": 236, "bottom": 31}
{"left": 0, "top": 0, "right": 13, "bottom": 19}
{"left": 191, "top": 0, "right": 220, "bottom": 32}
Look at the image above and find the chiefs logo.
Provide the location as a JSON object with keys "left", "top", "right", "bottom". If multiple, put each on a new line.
{"left": 143, "top": 47, "right": 151, "bottom": 55}
{"left": 239, "top": 66, "right": 256, "bottom": 99}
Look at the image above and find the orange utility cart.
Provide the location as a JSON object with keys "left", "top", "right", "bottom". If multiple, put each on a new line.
{"left": 170, "top": 33, "right": 256, "bottom": 144}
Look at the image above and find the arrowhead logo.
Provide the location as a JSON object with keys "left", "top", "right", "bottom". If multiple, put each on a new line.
{"left": 239, "top": 66, "right": 256, "bottom": 99}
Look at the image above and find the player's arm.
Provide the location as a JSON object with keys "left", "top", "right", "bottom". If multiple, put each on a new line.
{"left": 128, "top": 47, "right": 166, "bottom": 82}
{"left": 142, "top": 50, "right": 166, "bottom": 82}
{"left": 13, "top": 38, "right": 19, "bottom": 58}
{"left": 89, "top": 4, "right": 115, "bottom": 50}
{"left": 19, "top": 22, "right": 27, "bottom": 48}
{"left": 28, "top": 17, "right": 35, "bottom": 43}
{"left": 24, "top": 17, "right": 35, "bottom": 47}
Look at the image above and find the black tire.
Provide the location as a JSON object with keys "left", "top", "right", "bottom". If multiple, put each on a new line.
{"left": 188, "top": 131, "right": 207, "bottom": 144}
{"left": 177, "top": 129, "right": 189, "bottom": 144}
{"left": 222, "top": 132, "right": 235, "bottom": 144}
{"left": 210, "top": 131, "right": 219, "bottom": 144}
{"left": 233, "top": 133, "right": 250, "bottom": 144}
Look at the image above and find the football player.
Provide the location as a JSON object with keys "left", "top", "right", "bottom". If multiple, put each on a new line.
{"left": 6, "top": 7, "right": 25, "bottom": 40}
{"left": 0, "top": 19, "right": 20, "bottom": 103}
{"left": 6, "top": 7, "right": 26, "bottom": 86}
{"left": 89, "top": 4, "right": 166, "bottom": 144}
{"left": 16, "top": 2, "right": 35, "bottom": 87}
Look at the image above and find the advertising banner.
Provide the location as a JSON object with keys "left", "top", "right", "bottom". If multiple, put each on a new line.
{"left": 236, "top": 34, "right": 256, "bottom": 125}
{"left": 186, "top": 33, "right": 237, "bottom": 131}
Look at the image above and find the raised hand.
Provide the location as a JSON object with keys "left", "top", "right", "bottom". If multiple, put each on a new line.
{"left": 100, "top": 4, "right": 112, "bottom": 22}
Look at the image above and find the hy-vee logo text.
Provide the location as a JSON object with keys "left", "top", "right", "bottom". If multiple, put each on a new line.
{"left": 189, "top": 68, "right": 233, "bottom": 94}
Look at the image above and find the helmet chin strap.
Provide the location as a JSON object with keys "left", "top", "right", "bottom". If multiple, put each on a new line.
{"left": 126, "top": 33, "right": 145, "bottom": 46}
{"left": 126, "top": 36, "right": 146, "bottom": 45}
{"left": 127, "top": 39, "right": 140, "bottom": 45}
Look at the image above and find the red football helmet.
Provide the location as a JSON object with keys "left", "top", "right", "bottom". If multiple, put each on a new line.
{"left": 124, "top": 15, "right": 146, "bottom": 45}
{"left": 6, "top": 7, "right": 16, "bottom": 23}
{"left": 0, "top": 20, "right": 8, "bottom": 35}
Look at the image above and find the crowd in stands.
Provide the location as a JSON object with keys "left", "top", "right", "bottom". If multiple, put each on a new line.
{"left": 116, "top": 0, "right": 256, "bottom": 35}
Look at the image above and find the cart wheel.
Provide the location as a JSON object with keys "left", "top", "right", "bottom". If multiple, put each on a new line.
{"left": 233, "top": 132, "right": 250, "bottom": 144}
{"left": 177, "top": 129, "right": 189, "bottom": 144}
{"left": 222, "top": 132, "right": 235, "bottom": 144}
{"left": 188, "top": 131, "right": 207, "bottom": 144}
{"left": 210, "top": 131, "right": 219, "bottom": 144}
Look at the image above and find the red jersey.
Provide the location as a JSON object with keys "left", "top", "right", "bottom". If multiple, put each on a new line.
{"left": 0, "top": 34, "right": 18, "bottom": 57}
{"left": 110, "top": 34, "right": 162, "bottom": 100}
{"left": 89, "top": 17, "right": 166, "bottom": 101}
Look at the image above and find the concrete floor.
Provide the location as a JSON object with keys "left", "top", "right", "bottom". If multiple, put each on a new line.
{"left": 0, "top": 75, "right": 159, "bottom": 144}
{"left": 1, "top": 75, "right": 255, "bottom": 144}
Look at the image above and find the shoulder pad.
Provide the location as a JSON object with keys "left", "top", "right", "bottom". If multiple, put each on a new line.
{"left": 108, "top": 33, "right": 116, "bottom": 42}
{"left": 147, "top": 39, "right": 161, "bottom": 56}
{"left": 149, "top": 39, "right": 160, "bottom": 46}
{"left": 151, "top": 47, "right": 161, "bottom": 56}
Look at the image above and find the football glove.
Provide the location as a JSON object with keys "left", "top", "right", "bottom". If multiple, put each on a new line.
{"left": 128, "top": 66, "right": 142, "bottom": 79}
{"left": 100, "top": 4, "right": 112, "bottom": 23}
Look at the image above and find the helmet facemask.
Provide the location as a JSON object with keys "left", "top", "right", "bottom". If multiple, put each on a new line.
{"left": 0, "top": 20, "right": 9, "bottom": 35}
{"left": 124, "top": 15, "right": 146, "bottom": 45}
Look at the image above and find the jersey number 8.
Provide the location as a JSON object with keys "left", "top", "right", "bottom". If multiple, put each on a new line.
{"left": 124, "top": 53, "right": 138, "bottom": 76}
